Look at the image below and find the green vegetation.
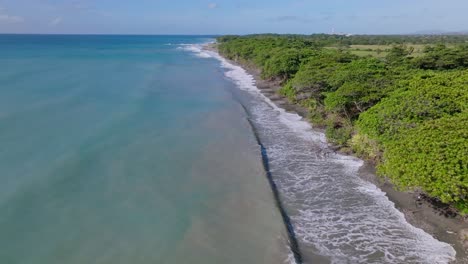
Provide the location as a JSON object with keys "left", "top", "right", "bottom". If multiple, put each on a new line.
{"left": 357, "top": 71, "right": 468, "bottom": 143}
{"left": 340, "top": 44, "right": 447, "bottom": 58}
{"left": 217, "top": 34, "right": 468, "bottom": 213}
{"left": 380, "top": 113, "right": 468, "bottom": 212}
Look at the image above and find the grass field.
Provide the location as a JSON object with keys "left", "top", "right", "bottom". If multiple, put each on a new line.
{"left": 325, "top": 44, "right": 442, "bottom": 58}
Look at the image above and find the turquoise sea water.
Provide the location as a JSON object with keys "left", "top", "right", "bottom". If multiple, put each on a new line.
{"left": 0, "top": 35, "right": 457, "bottom": 264}
{"left": 0, "top": 35, "right": 287, "bottom": 263}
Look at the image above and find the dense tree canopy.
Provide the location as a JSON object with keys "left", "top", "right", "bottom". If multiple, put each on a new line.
{"left": 380, "top": 113, "right": 468, "bottom": 208}
{"left": 357, "top": 70, "right": 468, "bottom": 142}
{"left": 217, "top": 34, "right": 468, "bottom": 212}
{"left": 414, "top": 44, "right": 468, "bottom": 70}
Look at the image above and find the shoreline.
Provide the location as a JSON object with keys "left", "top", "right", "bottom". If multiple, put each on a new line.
{"left": 204, "top": 43, "right": 468, "bottom": 263}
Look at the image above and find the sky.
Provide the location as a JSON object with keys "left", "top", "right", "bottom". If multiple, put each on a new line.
{"left": 0, "top": 0, "right": 467, "bottom": 34}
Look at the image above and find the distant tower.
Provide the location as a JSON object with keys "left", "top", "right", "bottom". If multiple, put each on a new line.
{"left": 331, "top": 28, "right": 335, "bottom": 35}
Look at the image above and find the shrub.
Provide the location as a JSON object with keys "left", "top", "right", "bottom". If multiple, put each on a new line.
{"left": 414, "top": 44, "right": 468, "bottom": 70}
{"left": 357, "top": 70, "right": 468, "bottom": 143}
{"left": 350, "top": 133, "right": 382, "bottom": 161}
{"left": 323, "top": 58, "right": 395, "bottom": 119}
{"left": 288, "top": 50, "right": 356, "bottom": 100}
{"left": 279, "top": 81, "right": 297, "bottom": 102}
{"left": 325, "top": 114, "right": 353, "bottom": 146}
{"left": 379, "top": 113, "right": 468, "bottom": 206}
{"left": 262, "top": 48, "right": 314, "bottom": 80}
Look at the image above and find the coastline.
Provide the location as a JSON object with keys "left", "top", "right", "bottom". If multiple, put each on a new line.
{"left": 204, "top": 43, "right": 468, "bottom": 263}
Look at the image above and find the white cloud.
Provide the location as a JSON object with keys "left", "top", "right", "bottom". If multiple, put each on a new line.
{"left": 208, "top": 3, "right": 217, "bottom": 9}
{"left": 0, "top": 14, "right": 24, "bottom": 23}
{"left": 50, "top": 17, "right": 63, "bottom": 26}
{"left": 0, "top": 6, "right": 24, "bottom": 24}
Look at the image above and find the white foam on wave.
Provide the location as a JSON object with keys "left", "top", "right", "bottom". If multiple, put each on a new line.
{"left": 271, "top": 142, "right": 456, "bottom": 263}
{"left": 177, "top": 43, "right": 214, "bottom": 59}
{"left": 211, "top": 48, "right": 329, "bottom": 146}
{"left": 285, "top": 252, "right": 297, "bottom": 264}
{"left": 182, "top": 43, "right": 457, "bottom": 263}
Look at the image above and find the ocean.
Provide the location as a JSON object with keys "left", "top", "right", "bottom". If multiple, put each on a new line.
{"left": 0, "top": 35, "right": 456, "bottom": 263}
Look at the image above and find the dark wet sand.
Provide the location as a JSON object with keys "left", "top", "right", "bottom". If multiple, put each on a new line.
{"left": 205, "top": 43, "right": 468, "bottom": 263}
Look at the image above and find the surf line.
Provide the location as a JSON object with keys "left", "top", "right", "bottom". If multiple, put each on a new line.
{"left": 240, "top": 103, "right": 303, "bottom": 264}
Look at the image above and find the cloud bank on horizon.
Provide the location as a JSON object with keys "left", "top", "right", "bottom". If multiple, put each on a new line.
{"left": 0, "top": 0, "right": 466, "bottom": 34}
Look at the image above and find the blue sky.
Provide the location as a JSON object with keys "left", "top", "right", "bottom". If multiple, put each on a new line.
{"left": 0, "top": 0, "right": 467, "bottom": 34}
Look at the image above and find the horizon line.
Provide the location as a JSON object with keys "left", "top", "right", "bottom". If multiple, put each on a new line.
{"left": 1, "top": 32, "right": 467, "bottom": 36}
